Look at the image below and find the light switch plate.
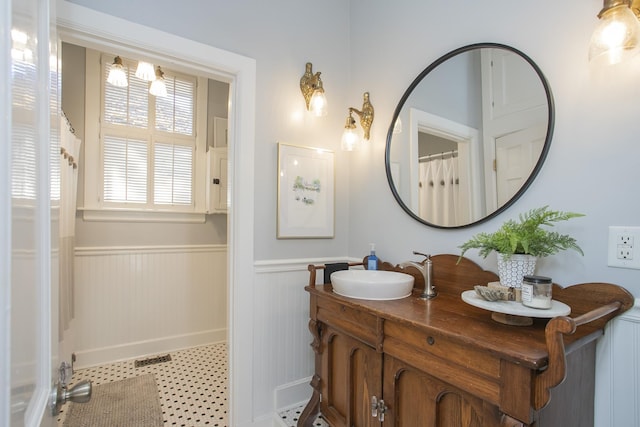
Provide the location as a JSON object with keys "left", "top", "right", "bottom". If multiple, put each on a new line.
{"left": 608, "top": 226, "right": 640, "bottom": 270}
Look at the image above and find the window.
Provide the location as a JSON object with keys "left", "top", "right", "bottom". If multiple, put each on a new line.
{"left": 11, "top": 37, "right": 38, "bottom": 200}
{"left": 84, "top": 50, "right": 207, "bottom": 221}
{"left": 11, "top": 29, "right": 60, "bottom": 203}
{"left": 101, "top": 55, "right": 195, "bottom": 207}
{"left": 103, "top": 135, "right": 147, "bottom": 203}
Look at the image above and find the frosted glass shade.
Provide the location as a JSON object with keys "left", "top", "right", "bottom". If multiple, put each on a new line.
{"left": 589, "top": 5, "right": 640, "bottom": 65}
{"left": 149, "top": 66, "right": 168, "bottom": 97}
{"left": 107, "top": 58, "right": 128, "bottom": 87}
{"left": 341, "top": 127, "right": 361, "bottom": 151}
{"left": 149, "top": 78, "right": 167, "bottom": 97}
{"left": 135, "top": 61, "right": 155, "bottom": 81}
{"left": 309, "top": 89, "right": 328, "bottom": 117}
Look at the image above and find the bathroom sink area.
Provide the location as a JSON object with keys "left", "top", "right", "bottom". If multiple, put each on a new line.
{"left": 301, "top": 255, "right": 635, "bottom": 427}
{"left": 330, "top": 270, "right": 414, "bottom": 300}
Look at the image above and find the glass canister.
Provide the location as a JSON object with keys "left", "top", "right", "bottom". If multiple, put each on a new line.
{"left": 521, "top": 275, "right": 552, "bottom": 309}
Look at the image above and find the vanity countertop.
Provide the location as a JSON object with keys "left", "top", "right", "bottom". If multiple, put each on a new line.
{"left": 306, "top": 284, "right": 577, "bottom": 370}
{"left": 305, "top": 254, "right": 633, "bottom": 370}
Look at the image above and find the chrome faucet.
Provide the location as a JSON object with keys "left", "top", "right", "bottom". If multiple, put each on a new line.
{"left": 400, "top": 251, "right": 437, "bottom": 299}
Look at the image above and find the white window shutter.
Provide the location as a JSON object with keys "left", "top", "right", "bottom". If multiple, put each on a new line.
{"left": 155, "top": 76, "right": 195, "bottom": 136}
{"left": 103, "top": 135, "right": 148, "bottom": 203}
{"left": 154, "top": 142, "right": 193, "bottom": 205}
{"left": 100, "top": 55, "right": 198, "bottom": 210}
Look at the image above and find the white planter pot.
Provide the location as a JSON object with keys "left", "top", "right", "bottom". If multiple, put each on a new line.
{"left": 497, "top": 253, "right": 537, "bottom": 288}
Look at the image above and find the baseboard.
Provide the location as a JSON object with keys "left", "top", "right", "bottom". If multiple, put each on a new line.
{"left": 274, "top": 377, "right": 312, "bottom": 412}
{"left": 73, "top": 328, "right": 226, "bottom": 369}
{"left": 272, "top": 413, "right": 289, "bottom": 427}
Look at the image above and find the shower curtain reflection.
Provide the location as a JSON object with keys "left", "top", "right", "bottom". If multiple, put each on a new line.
{"left": 418, "top": 152, "right": 459, "bottom": 227}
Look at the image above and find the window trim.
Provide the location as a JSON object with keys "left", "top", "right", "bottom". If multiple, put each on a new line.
{"left": 78, "top": 207, "right": 207, "bottom": 223}
{"left": 82, "top": 49, "right": 208, "bottom": 222}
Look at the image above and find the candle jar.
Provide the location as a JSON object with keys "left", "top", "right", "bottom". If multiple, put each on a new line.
{"left": 521, "top": 275, "right": 552, "bottom": 309}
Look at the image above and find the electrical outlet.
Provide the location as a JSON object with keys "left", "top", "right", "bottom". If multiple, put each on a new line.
{"left": 608, "top": 226, "right": 640, "bottom": 269}
{"left": 617, "top": 244, "right": 633, "bottom": 260}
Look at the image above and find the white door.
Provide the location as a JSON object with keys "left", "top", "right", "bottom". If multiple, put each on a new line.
{"left": 2, "top": 0, "right": 59, "bottom": 425}
{"left": 481, "top": 48, "right": 548, "bottom": 211}
{"left": 485, "top": 48, "right": 547, "bottom": 119}
{"left": 495, "top": 124, "right": 546, "bottom": 206}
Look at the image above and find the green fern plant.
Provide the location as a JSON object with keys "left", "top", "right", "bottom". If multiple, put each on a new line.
{"left": 459, "top": 206, "right": 585, "bottom": 260}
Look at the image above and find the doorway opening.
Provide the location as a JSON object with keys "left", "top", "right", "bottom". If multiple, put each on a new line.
{"left": 57, "top": 3, "right": 256, "bottom": 425}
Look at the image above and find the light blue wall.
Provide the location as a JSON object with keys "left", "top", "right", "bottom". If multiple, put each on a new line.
{"left": 348, "top": 0, "right": 640, "bottom": 297}
{"left": 407, "top": 49, "right": 482, "bottom": 129}
{"left": 61, "top": 1, "right": 640, "bottom": 423}
{"left": 68, "top": 0, "right": 353, "bottom": 259}
{"left": 68, "top": 0, "right": 640, "bottom": 294}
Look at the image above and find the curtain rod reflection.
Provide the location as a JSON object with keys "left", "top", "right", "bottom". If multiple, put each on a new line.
{"left": 419, "top": 150, "right": 458, "bottom": 163}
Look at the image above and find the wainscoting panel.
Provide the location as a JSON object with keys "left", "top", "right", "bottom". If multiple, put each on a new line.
{"left": 252, "top": 257, "right": 353, "bottom": 417}
{"left": 73, "top": 245, "right": 227, "bottom": 368}
{"left": 595, "top": 299, "right": 640, "bottom": 427}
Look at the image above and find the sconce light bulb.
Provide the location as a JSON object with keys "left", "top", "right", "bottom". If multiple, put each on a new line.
{"left": 107, "top": 56, "right": 128, "bottom": 87}
{"left": 589, "top": 4, "right": 640, "bottom": 64}
{"left": 309, "top": 88, "right": 328, "bottom": 117}
{"left": 341, "top": 114, "right": 360, "bottom": 151}
{"left": 341, "top": 128, "right": 360, "bottom": 151}
{"left": 149, "top": 66, "right": 168, "bottom": 97}
{"left": 135, "top": 61, "right": 156, "bottom": 81}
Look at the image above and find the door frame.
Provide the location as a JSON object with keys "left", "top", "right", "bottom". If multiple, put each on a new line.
{"left": 1, "top": 1, "right": 12, "bottom": 423}
{"left": 56, "top": 2, "right": 256, "bottom": 425}
{"left": 409, "top": 108, "right": 482, "bottom": 223}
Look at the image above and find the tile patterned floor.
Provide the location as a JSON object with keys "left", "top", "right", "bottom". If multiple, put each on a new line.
{"left": 57, "top": 342, "right": 328, "bottom": 427}
{"left": 57, "top": 343, "right": 228, "bottom": 426}
{"left": 278, "top": 406, "right": 329, "bottom": 427}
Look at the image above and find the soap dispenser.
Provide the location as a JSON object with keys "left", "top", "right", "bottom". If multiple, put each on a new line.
{"left": 368, "top": 243, "right": 378, "bottom": 270}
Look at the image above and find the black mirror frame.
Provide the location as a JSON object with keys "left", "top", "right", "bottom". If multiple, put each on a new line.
{"left": 385, "top": 42, "right": 555, "bottom": 229}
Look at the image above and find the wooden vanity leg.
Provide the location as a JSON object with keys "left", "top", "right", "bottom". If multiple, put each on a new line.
{"left": 298, "top": 319, "right": 323, "bottom": 427}
{"left": 297, "top": 374, "right": 321, "bottom": 427}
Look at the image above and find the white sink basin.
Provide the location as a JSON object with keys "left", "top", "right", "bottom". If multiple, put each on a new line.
{"left": 330, "top": 270, "right": 415, "bottom": 300}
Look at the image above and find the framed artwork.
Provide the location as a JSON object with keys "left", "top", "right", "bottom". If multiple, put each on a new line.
{"left": 277, "top": 142, "right": 335, "bottom": 239}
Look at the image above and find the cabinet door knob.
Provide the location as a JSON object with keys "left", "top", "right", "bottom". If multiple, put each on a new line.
{"left": 371, "top": 396, "right": 387, "bottom": 421}
{"left": 427, "top": 336, "right": 435, "bottom": 345}
{"left": 371, "top": 395, "right": 378, "bottom": 417}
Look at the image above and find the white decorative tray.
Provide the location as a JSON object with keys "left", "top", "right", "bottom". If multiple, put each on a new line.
{"left": 461, "top": 290, "right": 571, "bottom": 319}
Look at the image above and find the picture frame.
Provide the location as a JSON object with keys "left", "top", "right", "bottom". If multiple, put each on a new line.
{"left": 277, "top": 142, "right": 335, "bottom": 239}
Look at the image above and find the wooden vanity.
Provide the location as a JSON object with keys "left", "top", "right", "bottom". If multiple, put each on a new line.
{"left": 297, "top": 255, "right": 634, "bottom": 427}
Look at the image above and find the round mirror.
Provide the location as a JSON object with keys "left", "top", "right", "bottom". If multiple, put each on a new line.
{"left": 385, "top": 43, "right": 554, "bottom": 228}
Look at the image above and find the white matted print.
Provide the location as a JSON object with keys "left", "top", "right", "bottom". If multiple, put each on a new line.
{"left": 277, "top": 143, "right": 334, "bottom": 239}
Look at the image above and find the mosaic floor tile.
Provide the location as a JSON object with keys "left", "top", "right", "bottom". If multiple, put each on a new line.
{"left": 57, "top": 343, "right": 228, "bottom": 427}
{"left": 278, "top": 405, "right": 329, "bottom": 427}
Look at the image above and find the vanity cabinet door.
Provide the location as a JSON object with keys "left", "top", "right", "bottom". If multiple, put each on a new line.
{"left": 382, "top": 355, "right": 502, "bottom": 427}
{"left": 320, "top": 326, "right": 382, "bottom": 427}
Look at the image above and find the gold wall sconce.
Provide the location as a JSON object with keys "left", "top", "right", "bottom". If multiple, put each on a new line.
{"left": 341, "top": 92, "right": 374, "bottom": 151}
{"left": 106, "top": 56, "right": 167, "bottom": 97}
{"left": 590, "top": 0, "right": 640, "bottom": 65}
{"left": 300, "top": 62, "right": 328, "bottom": 117}
{"left": 107, "top": 56, "right": 128, "bottom": 87}
{"left": 149, "top": 66, "right": 167, "bottom": 98}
